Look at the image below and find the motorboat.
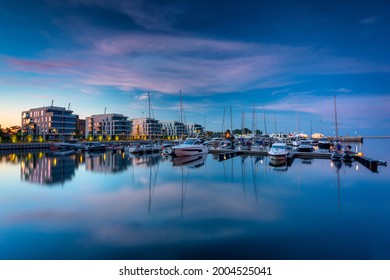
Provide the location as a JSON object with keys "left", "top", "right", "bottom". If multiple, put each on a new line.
{"left": 268, "top": 142, "right": 289, "bottom": 163}
{"left": 217, "top": 140, "right": 234, "bottom": 150}
{"left": 318, "top": 137, "right": 331, "bottom": 149}
{"left": 172, "top": 138, "right": 208, "bottom": 157}
{"left": 51, "top": 142, "right": 84, "bottom": 151}
{"left": 296, "top": 140, "right": 315, "bottom": 152}
{"left": 83, "top": 142, "right": 107, "bottom": 152}
{"left": 126, "top": 143, "right": 161, "bottom": 155}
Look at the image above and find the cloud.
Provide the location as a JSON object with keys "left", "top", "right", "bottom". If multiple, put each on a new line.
{"left": 62, "top": 0, "right": 183, "bottom": 31}
{"left": 360, "top": 16, "right": 377, "bottom": 24}
{"left": 6, "top": 30, "right": 389, "bottom": 98}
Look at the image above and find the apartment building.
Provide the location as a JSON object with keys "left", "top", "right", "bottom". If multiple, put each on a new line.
{"left": 131, "top": 118, "right": 162, "bottom": 139}
{"left": 21, "top": 106, "right": 77, "bottom": 140}
{"left": 160, "top": 120, "right": 187, "bottom": 138}
{"left": 85, "top": 113, "right": 132, "bottom": 138}
{"left": 186, "top": 123, "right": 204, "bottom": 136}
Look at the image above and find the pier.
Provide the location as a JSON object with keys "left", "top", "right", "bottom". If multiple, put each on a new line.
{"left": 353, "top": 155, "right": 387, "bottom": 173}
{"left": 209, "top": 149, "right": 386, "bottom": 173}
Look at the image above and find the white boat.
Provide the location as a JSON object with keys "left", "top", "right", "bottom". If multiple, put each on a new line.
{"left": 318, "top": 137, "right": 331, "bottom": 149}
{"left": 52, "top": 142, "right": 84, "bottom": 151}
{"left": 172, "top": 138, "right": 208, "bottom": 157}
{"left": 125, "top": 143, "right": 161, "bottom": 155}
{"left": 268, "top": 142, "right": 289, "bottom": 162}
{"left": 296, "top": 140, "right": 315, "bottom": 152}
{"left": 83, "top": 142, "right": 107, "bottom": 152}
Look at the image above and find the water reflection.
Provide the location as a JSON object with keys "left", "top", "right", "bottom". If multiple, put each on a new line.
{"left": 21, "top": 153, "right": 78, "bottom": 186}
{"left": 171, "top": 154, "right": 207, "bottom": 167}
{"left": 0, "top": 139, "right": 389, "bottom": 259}
{"left": 85, "top": 151, "right": 132, "bottom": 173}
{"left": 8, "top": 151, "right": 137, "bottom": 186}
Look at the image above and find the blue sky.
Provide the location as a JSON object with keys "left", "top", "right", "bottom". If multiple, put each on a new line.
{"left": 0, "top": 0, "right": 389, "bottom": 136}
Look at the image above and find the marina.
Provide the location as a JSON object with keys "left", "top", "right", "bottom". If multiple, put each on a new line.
{"left": 0, "top": 137, "right": 388, "bottom": 260}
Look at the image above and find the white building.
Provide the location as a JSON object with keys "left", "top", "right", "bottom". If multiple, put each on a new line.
{"left": 131, "top": 118, "right": 162, "bottom": 139}
{"left": 86, "top": 113, "right": 132, "bottom": 139}
{"left": 21, "top": 106, "right": 77, "bottom": 140}
{"left": 160, "top": 120, "right": 187, "bottom": 138}
{"left": 186, "top": 123, "right": 204, "bottom": 136}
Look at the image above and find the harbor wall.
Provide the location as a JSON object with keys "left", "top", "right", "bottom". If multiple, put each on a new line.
{"left": 0, "top": 143, "right": 51, "bottom": 150}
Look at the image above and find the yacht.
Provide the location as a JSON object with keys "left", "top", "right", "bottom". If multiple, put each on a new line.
{"left": 126, "top": 143, "right": 161, "bottom": 155}
{"left": 296, "top": 140, "right": 315, "bottom": 152}
{"left": 172, "top": 138, "right": 208, "bottom": 157}
{"left": 318, "top": 137, "right": 331, "bottom": 149}
{"left": 268, "top": 142, "right": 289, "bottom": 163}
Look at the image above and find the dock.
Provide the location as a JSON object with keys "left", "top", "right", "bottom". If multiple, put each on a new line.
{"left": 353, "top": 155, "right": 387, "bottom": 173}
{"left": 209, "top": 149, "right": 386, "bottom": 173}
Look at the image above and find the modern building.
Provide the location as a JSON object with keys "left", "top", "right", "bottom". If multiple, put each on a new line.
{"left": 131, "top": 118, "right": 162, "bottom": 139}
{"left": 21, "top": 105, "right": 77, "bottom": 140}
{"left": 76, "top": 117, "right": 86, "bottom": 137}
{"left": 160, "top": 120, "right": 187, "bottom": 138}
{"left": 85, "top": 113, "right": 132, "bottom": 139}
{"left": 186, "top": 123, "right": 204, "bottom": 136}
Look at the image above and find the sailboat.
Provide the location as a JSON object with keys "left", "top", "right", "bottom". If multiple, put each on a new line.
{"left": 331, "top": 95, "right": 343, "bottom": 161}
{"left": 172, "top": 91, "right": 208, "bottom": 157}
{"left": 126, "top": 92, "right": 161, "bottom": 155}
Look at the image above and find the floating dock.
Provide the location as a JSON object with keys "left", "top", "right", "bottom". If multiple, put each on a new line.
{"left": 209, "top": 149, "right": 386, "bottom": 173}
{"left": 353, "top": 155, "right": 387, "bottom": 173}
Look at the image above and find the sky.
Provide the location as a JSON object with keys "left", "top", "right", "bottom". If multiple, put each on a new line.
{"left": 0, "top": 0, "right": 389, "bottom": 136}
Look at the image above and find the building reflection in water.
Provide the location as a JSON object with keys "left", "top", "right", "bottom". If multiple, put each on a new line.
{"left": 17, "top": 151, "right": 135, "bottom": 186}
{"left": 85, "top": 151, "right": 132, "bottom": 173}
{"left": 20, "top": 152, "right": 80, "bottom": 186}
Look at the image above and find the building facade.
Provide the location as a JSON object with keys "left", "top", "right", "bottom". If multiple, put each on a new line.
{"left": 186, "top": 123, "right": 204, "bottom": 136}
{"left": 85, "top": 113, "right": 132, "bottom": 139}
{"left": 21, "top": 106, "right": 77, "bottom": 140}
{"left": 131, "top": 118, "right": 162, "bottom": 139}
{"left": 160, "top": 120, "right": 187, "bottom": 138}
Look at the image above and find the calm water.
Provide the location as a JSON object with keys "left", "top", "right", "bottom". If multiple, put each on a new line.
{"left": 1, "top": 138, "right": 389, "bottom": 260}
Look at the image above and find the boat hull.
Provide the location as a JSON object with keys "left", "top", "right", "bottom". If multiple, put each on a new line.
{"left": 172, "top": 145, "right": 208, "bottom": 157}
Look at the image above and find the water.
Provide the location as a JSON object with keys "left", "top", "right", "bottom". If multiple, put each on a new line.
{"left": 0, "top": 138, "right": 389, "bottom": 260}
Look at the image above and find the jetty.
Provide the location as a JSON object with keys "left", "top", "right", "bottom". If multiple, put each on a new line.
{"left": 209, "top": 149, "right": 385, "bottom": 173}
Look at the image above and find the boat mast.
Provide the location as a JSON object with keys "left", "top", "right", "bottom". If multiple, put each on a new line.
{"left": 230, "top": 106, "right": 233, "bottom": 133}
{"left": 262, "top": 106, "right": 267, "bottom": 136}
{"left": 179, "top": 90, "right": 184, "bottom": 139}
{"left": 148, "top": 92, "right": 151, "bottom": 141}
{"left": 252, "top": 103, "right": 256, "bottom": 137}
{"left": 222, "top": 106, "right": 226, "bottom": 133}
{"left": 241, "top": 111, "right": 245, "bottom": 138}
{"left": 334, "top": 95, "right": 339, "bottom": 138}
{"left": 274, "top": 115, "right": 277, "bottom": 134}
